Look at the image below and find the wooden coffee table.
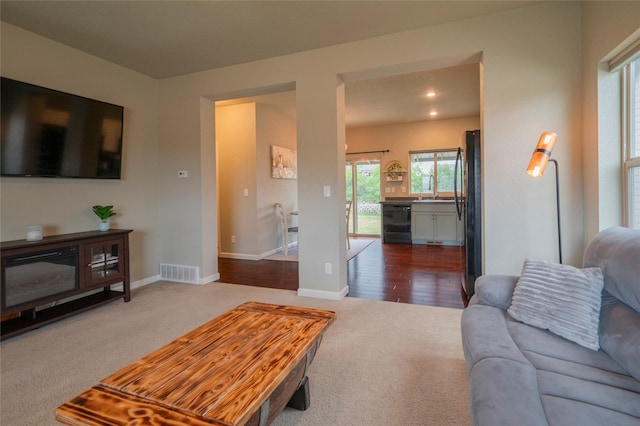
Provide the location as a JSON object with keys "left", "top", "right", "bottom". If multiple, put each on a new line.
{"left": 56, "top": 301, "right": 336, "bottom": 425}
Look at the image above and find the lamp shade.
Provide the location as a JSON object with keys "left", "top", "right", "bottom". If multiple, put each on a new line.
{"left": 526, "top": 131, "right": 558, "bottom": 177}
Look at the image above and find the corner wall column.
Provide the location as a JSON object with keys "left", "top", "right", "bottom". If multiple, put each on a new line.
{"left": 295, "top": 73, "right": 347, "bottom": 299}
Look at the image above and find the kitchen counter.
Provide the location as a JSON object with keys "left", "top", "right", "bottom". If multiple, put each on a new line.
{"left": 380, "top": 199, "right": 464, "bottom": 245}
{"left": 380, "top": 198, "right": 458, "bottom": 204}
{"left": 411, "top": 199, "right": 456, "bottom": 204}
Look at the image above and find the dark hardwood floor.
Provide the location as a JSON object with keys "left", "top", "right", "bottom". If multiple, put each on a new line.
{"left": 218, "top": 238, "right": 467, "bottom": 309}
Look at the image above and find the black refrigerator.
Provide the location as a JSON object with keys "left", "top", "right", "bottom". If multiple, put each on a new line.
{"left": 455, "top": 130, "right": 482, "bottom": 300}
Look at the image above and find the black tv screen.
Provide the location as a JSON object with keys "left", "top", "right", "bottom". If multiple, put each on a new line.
{"left": 1, "top": 77, "right": 124, "bottom": 179}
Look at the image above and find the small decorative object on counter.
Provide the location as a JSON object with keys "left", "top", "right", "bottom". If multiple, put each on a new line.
{"left": 25, "top": 225, "right": 43, "bottom": 241}
{"left": 93, "top": 205, "right": 116, "bottom": 231}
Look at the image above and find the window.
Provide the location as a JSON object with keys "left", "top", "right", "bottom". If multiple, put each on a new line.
{"left": 346, "top": 159, "right": 381, "bottom": 236}
{"left": 623, "top": 57, "right": 640, "bottom": 229}
{"left": 409, "top": 149, "right": 460, "bottom": 197}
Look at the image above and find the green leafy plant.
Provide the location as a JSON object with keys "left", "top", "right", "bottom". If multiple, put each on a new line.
{"left": 92, "top": 205, "right": 116, "bottom": 221}
{"left": 385, "top": 161, "right": 406, "bottom": 179}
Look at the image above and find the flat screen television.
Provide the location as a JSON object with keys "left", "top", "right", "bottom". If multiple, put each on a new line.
{"left": 1, "top": 77, "right": 124, "bottom": 179}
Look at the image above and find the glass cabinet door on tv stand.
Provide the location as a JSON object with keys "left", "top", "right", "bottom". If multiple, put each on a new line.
{"left": 85, "top": 239, "right": 125, "bottom": 288}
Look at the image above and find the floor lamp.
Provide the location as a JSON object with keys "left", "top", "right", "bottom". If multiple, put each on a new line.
{"left": 526, "top": 131, "right": 562, "bottom": 264}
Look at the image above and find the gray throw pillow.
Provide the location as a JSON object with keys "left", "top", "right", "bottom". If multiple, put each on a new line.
{"left": 507, "top": 259, "right": 604, "bottom": 351}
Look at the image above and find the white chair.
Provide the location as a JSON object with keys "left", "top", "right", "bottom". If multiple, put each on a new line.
{"left": 275, "top": 203, "right": 298, "bottom": 255}
{"left": 346, "top": 200, "right": 352, "bottom": 250}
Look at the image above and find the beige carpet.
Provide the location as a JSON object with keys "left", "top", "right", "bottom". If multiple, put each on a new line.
{"left": 266, "top": 238, "right": 376, "bottom": 262}
{"left": 0, "top": 281, "right": 470, "bottom": 426}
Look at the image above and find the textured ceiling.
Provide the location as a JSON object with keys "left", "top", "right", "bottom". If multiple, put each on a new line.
{"left": 346, "top": 63, "right": 480, "bottom": 127}
{"left": 218, "top": 63, "right": 480, "bottom": 127}
{"left": 1, "top": 1, "right": 534, "bottom": 126}
{"left": 1, "top": 1, "right": 538, "bottom": 78}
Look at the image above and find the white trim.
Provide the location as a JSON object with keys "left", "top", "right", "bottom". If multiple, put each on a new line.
{"left": 131, "top": 274, "right": 160, "bottom": 289}
{"left": 126, "top": 272, "right": 220, "bottom": 288}
{"left": 297, "top": 285, "right": 349, "bottom": 301}
{"left": 621, "top": 59, "right": 640, "bottom": 228}
{"left": 199, "top": 273, "right": 220, "bottom": 284}
{"left": 218, "top": 252, "right": 261, "bottom": 261}
{"left": 109, "top": 274, "right": 158, "bottom": 293}
{"left": 219, "top": 245, "right": 295, "bottom": 261}
{"left": 608, "top": 34, "right": 640, "bottom": 72}
{"left": 157, "top": 273, "right": 220, "bottom": 285}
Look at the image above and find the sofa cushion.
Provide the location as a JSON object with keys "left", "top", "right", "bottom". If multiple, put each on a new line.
{"left": 463, "top": 304, "right": 640, "bottom": 426}
{"left": 583, "top": 226, "right": 640, "bottom": 314}
{"left": 461, "top": 306, "right": 531, "bottom": 373}
{"left": 599, "top": 292, "right": 640, "bottom": 382}
{"left": 507, "top": 258, "right": 604, "bottom": 350}
{"left": 469, "top": 274, "right": 519, "bottom": 309}
{"left": 506, "top": 315, "right": 630, "bottom": 377}
{"left": 537, "top": 371, "right": 640, "bottom": 426}
{"left": 468, "top": 358, "right": 548, "bottom": 426}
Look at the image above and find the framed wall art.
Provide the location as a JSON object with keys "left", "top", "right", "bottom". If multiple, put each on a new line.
{"left": 271, "top": 145, "right": 297, "bottom": 179}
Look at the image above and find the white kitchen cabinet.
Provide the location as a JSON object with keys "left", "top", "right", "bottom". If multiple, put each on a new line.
{"left": 411, "top": 202, "right": 464, "bottom": 245}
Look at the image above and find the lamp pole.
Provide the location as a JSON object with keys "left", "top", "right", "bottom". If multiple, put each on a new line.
{"left": 549, "top": 159, "right": 562, "bottom": 264}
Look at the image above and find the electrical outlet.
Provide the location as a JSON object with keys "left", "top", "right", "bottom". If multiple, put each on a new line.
{"left": 231, "top": 235, "right": 236, "bottom": 243}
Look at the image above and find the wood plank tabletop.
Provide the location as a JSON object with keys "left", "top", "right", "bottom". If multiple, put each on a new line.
{"left": 56, "top": 301, "right": 336, "bottom": 426}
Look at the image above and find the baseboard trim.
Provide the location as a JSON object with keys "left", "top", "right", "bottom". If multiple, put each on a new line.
{"left": 219, "top": 245, "right": 294, "bottom": 261}
{"left": 109, "top": 274, "right": 158, "bottom": 293}
{"left": 200, "top": 273, "right": 220, "bottom": 284}
{"left": 297, "top": 285, "right": 349, "bottom": 301}
{"left": 219, "top": 252, "right": 261, "bottom": 261}
{"left": 129, "top": 272, "right": 219, "bottom": 288}
{"left": 131, "top": 275, "right": 160, "bottom": 289}
{"left": 127, "top": 275, "right": 347, "bottom": 299}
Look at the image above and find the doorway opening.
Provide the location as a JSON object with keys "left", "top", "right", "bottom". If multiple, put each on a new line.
{"left": 346, "top": 159, "right": 381, "bottom": 236}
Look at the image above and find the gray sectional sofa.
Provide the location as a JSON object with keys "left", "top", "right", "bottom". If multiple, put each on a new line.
{"left": 461, "top": 226, "right": 640, "bottom": 426}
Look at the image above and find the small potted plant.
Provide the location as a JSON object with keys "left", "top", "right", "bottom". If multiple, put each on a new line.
{"left": 93, "top": 205, "right": 116, "bottom": 231}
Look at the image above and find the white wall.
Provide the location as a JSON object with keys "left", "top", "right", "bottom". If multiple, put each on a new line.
{"left": 255, "top": 102, "right": 298, "bottom": 256}
{"left": 216, "top": 97, "right": 297, "bottom": 259}
{"left": 582, "top": 2, "right": 640, "bottom": 242}
{"left": 0, "top": 23, "right": 161, "bottom": 283}
{"left": 216, "top": 103, "right": 258, "bottom": 257}
{"left": 158, "top": 1, "right": 585, "bottom": 298}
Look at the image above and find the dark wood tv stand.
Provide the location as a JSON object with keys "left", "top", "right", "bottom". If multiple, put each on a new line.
{"left": 1, "top": 229, "right": 132, "bottom": 340}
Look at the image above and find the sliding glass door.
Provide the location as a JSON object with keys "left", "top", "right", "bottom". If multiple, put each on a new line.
{"left": 346, "top": 159, "right": 381, "bottom": 236}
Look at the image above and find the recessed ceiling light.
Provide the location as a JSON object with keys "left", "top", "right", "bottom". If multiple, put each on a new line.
{"left": 426, "top": 91, "right": 436, "bottom": 97}
{"left": 429, "top": 111, "right": 438, "bottom": 116}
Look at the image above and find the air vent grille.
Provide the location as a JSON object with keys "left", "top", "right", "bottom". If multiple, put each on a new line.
{"left": 160, "top": 263, "right": 199, "bottom": 284}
